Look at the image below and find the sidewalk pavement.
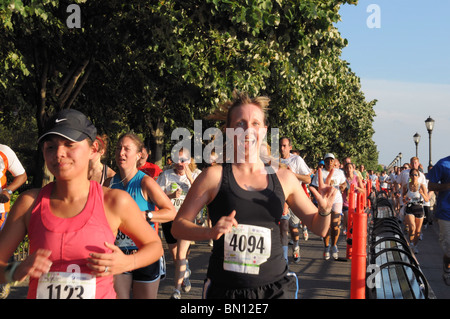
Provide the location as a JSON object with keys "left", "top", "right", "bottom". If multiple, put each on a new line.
{"left": 414, "top": 221, "right": 450, "bottom": 299}
{"left": 7, "top": 231, "right": 352, "bottom": 299}
{"left": 6, "top": 217, "right": 449, "bottom": 299}
{"left": 157, "top": 231, "right": 352, "bottom": 299}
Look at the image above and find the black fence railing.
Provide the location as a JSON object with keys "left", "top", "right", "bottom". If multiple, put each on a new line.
{"left": 366, "top": 193, "right": 432, "bottom": 299}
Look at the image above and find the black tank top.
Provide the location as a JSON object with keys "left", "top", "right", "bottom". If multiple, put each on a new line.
{"left": 207, "top": 163, "right": 287, "bottom": 288}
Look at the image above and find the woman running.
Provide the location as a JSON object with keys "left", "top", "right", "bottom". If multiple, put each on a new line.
{"left": 342, "top": 162, "right": 365, "bottom": 235}
{"left": 109, "top": 132, "right": 176, "bottom": 298}
{"left": 0, "top": 109, "right": 163, "bottom": 299}
{"left": 402, "top": 168, "right": 429, "bottom": 253}
{"left": 88, "top": 134, "right": 116, "bottom": 185}
{"left": 171, "top": 91, "right": 337, "bottom": 299}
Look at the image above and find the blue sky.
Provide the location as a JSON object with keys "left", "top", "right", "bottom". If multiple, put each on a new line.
{"left": 336, "top": 0, "right": 450, "bottom": 170}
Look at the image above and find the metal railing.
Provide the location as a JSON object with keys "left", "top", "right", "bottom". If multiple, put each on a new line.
{"left": 366, "top": 194, "right": 432, "bottom": 299}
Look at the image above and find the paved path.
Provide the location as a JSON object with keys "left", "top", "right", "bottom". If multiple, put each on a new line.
{"left": 6, "top": 216, "right": 449, "bottom": 299}
{"left": 413, "top": 221, "right": 450, "bottom": 299}
{"left": 158, "top": 231, "right": 351, "bottom": 300}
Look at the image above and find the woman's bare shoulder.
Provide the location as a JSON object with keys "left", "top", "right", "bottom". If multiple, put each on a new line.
{"left": 275, "top": 166, "right": 296, "bottom": 184}
{"left": 102, "top": 187, "right": 130, "bottom": 208}
{"left": 197, "top": 164, "right": 223, "bottom": 182}
{"left": 15, "top": 188, "right": 41, "bottom": 207}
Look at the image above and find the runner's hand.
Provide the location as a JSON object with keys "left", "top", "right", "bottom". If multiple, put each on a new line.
{"left": 310, "top": 168, "right": 336, "bottom": 216}
{"left": 0, "top": 193, "right": 9, "bottom": 204}
{"left": 169, "top": 188, "right": 182, "bottom": 199}
{"left": 87, "top": 242, "right": 128, "bottom": 277}
{"left": 209, "top": 210, "right": 238, "bottom": 240}
{"left": 14, "top": 249, "right": 52, "bottom": 282}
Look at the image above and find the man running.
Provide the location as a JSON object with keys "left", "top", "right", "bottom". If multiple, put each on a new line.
{"left": 279, "top": 137, "right": 311, "bottom": 264}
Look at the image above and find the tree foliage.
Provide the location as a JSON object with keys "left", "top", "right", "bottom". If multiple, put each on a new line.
{"left": 0, "top": 0, "right": 378, "bottom": 185}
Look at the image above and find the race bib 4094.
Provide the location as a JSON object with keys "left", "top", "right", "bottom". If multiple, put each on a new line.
{"left": 224, "top": 224, "right": 271, "bottom": 275}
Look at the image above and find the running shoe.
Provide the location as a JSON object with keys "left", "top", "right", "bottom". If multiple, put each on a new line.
{"left": 0, "top": 283, "right": 10, "bottom": 299}
{"left": 182, "top": 268, "right": 192, "bottom": 293}
{"left": 443, "top": 267, "right": 450, "bottom": 286}
{"left": 293, "top": 246, "right": 300, "bottom": 263}
{"left": 410, "top": 243, "right": 419, "bottom": 254}
{"left": 331, "top": 245, "right": 339, "bottom": 260}
{"left": 303, "top": 226, "right": 309, "bottom": 241}
{"left": 323, "top": 246, "right": 330, "bottom": 260}
{"left": 170, "top": 288, "right": 181, "bottom": 299}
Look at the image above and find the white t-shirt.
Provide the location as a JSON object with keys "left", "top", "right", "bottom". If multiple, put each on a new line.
{"left": 0, "top": 144, "right": 26, "bottom": 213}
{"left": 388, "top": 172, "right": 397, "bottom": 189}
{"left": 0, "top": 144, "right": 26, "bottom": 181}
{"left": 398, "top": 169, "right": 426, "bottom": 186}
{"left": 156, "top": 169, "right": 199, "bottom": 211}
{"left": 280, "top": 154, "right": 311, "bottom": 184}
{"left": 311, "top": 168, "right": 346, "bottom": 203}
{"left": 379, "top": 174, "right": 389, "bottom": 189}
{"left": 398, "top": 169, "right": 428, "bottom": 205}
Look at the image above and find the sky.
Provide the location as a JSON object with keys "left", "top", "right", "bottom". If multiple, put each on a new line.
{"left": 335, "top": 0, "right": 450, "bottom": 170}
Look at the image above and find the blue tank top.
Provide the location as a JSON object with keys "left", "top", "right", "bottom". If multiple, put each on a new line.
{"left": 110, "top": 170, "right": 155, "bottom": 229}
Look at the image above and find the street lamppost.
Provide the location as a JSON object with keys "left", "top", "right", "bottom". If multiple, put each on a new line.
{"left": 413, "top": 132, "right": 421, "bottom": 158}
{"left": 425, "top": 116, "right": 435, "bottom": 167}
{"left": 398, "top": 152, "right": 403, "bottom": 167}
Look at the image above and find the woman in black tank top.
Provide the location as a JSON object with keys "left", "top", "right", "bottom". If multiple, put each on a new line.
{"left": 172, "top": 91, "right": 337, "bottom": 299}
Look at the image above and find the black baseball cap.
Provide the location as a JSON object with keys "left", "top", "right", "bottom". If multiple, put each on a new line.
{"left": 38, "top": 109, "right": 97, "bottom": 143}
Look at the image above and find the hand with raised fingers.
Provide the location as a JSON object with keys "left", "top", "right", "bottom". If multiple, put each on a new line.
{"left": 310, "top": 168, "right": 337, "bottom": 216}
{"left": 209, "top": 210, "right": 238, "bottom": 240}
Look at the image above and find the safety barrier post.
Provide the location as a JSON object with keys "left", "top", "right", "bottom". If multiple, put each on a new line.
{"left": 366, "top": 179, "right": 372, "bottom": 209}
{"left": 346, "top": 184, "right": 355, "bottom": 259}
{"left": 350, "top": 192, "right": 367, "bottom": 299}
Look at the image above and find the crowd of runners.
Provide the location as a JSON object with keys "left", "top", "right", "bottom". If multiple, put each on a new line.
{"left": 0, "top": 91, "right": 449, "bottom": 299}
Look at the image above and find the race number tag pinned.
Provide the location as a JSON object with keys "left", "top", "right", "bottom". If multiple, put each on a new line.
{"left": 224, "top": 224, "right": 271, "bottom": 275}
{"left": 37, "top": 265, "right": 96, "bottom": 299}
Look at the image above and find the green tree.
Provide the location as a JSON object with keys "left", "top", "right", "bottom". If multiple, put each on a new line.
{"left": 1, "top": 0, "right": 377, "bottom": 185}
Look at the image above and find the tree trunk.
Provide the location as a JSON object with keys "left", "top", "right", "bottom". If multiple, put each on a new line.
{"left": 32, "top": 45, "right": 93, "bottom": 187}
{"left": 148, "top": 117, "right": 165, "bottom": 168}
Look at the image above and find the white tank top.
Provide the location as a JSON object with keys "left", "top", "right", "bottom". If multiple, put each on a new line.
{"left": 407, "top": 183, "right": 422, "bottom": 203}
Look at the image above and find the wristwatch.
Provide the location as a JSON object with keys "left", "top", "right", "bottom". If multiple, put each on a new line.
{"left": 3, "top": 189, "right": 12, "bottom": 196}
{"left": 146, "top": 210, "right": 153, "bottom": 222}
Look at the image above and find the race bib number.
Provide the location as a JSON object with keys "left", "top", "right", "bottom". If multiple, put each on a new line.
{"left": 171, "top": 195, "right": 186, "bottom": 211}
{"left": 37, "top": 265, "right": 96, "bottom": 299}
{"left": 224, "top": 224, "right": 271, "bottom": 275}
{"left": 115, "top": 230, "right": 136, "bottom": 248}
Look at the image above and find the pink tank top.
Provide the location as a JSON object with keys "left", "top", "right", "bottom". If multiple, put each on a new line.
{"left": 27, "top": 181, "right": 116, "bottom": 299}
{"left": 343, "top": 174, "right": 358, "bottom": 208}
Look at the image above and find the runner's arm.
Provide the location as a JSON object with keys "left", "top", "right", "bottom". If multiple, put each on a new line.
{"left": 92, "top": 189, "right": 163, "bottom": 275}
{"left": 0, "top": 189, "right": 52, "bottom": 283}
{"left": 280, "top": 168, "right": 334, "bottom": 238}
{"left": 172, "top": 166, "right": 236, "bottom": 241}
{"left": 428, "top": 182, "right": 450, "bottom": 192}
{"left": 141, "top": 175, "right": 176, "bottom": 223}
